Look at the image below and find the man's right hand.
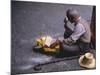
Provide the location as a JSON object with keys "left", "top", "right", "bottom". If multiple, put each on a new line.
{"left": 64, "top": 16, "right": 68, "bottom": 23}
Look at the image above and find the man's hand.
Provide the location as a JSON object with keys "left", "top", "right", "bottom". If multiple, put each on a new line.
{"left": 64, "top": 16, "right": 68, "bottom": 23}
{"left": 63, "top": 38, "right": 76, "bottom": 45}
{"left": 57, "top": 37, "right": 64, "bottom": 43}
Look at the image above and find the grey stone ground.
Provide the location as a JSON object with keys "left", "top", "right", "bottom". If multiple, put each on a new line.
{"left": 11, "top": 1, "right": 95, "bottom": 75}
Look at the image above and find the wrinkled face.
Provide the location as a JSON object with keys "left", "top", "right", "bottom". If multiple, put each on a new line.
{"left": 67, "top": 14, "right": 75, "bottom": 23}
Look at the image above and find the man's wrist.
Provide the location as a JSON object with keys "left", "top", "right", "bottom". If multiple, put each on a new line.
{"left": 64, "top": 16, "right": 68, "bottom": 23}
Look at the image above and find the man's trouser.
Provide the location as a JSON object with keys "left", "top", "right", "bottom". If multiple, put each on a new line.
{"left": 60, "top": 42, "right": 91, "bottom": 56}
{"left": 61, "top": 30, "right": 91, "bottom": 56}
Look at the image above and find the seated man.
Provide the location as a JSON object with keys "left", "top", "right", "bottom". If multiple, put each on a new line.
{"left": 58, "top": 9, "right": 92, "bottom": 56}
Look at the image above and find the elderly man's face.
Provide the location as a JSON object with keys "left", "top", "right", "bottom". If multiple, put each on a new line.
{"left": 67, "top": 15, "right": 75, "bottom": 23}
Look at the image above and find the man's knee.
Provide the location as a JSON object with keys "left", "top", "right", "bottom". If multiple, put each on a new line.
{"left": 61, "top": 43, "right": 79, "bottom": 52}
{"left": 60, "top": 43, "right": 80, "bottom": 56}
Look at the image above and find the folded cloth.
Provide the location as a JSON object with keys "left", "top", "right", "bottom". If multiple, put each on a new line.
{"left": 36, "top": 35, "right": 60, "bottom": 52}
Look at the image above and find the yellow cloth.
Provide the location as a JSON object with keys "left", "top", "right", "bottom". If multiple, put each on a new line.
{"left": 36, "top": 36, "right": 60, "bottom": 53}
